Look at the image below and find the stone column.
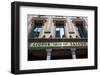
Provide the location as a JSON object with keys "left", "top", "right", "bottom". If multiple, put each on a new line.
{"left": 64, "top": 22, "right": 69, "bottom": 38}
{"left": 67, "top": 17, "right": 74, "bottom": 32}
{"left": 67, "top": 17, "right": 76, "bottom": 38}
{"left": 47, "top": 16, "right": 52, "bottom": 30}
{"left": 70, "top": 48, "right": 76, "bottom": 59}
{"left": 46, "top": 49, "right": 52, "bottom": 60}
{"left": 83, "top": 17, "right": 88, "bottom": 32}
{"left": 72, "top": 23, "right": 81, "bottom": 38}
{"left": 28, "top": 15, "right": 38, "bottom": 36}
{"left": 27, "top": 15, "right": 33, "bottom": 26}
{"left": 51, "top": 22, "right": 56, "bottom": 38}
{"left": 28, "top": 22, "right": 33, "bottom": 35}
{"left": 42, "top": 16, "right": 53, "bottom": 38}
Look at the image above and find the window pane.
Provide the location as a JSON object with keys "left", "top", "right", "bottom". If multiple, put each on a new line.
{"left": 76, "top": 24, "right": 87, "bottom": 38}
{"left": 55, "top": 23, "right": 65, "bottom": 38}
{"left": 30, "top": 23, "right": 42, "bottom": 38}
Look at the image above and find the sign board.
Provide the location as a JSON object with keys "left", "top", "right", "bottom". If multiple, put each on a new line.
{"left": 29, "top": 42, "right": 87, "bottom": 48}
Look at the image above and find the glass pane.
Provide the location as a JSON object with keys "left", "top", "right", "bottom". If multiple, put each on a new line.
{"left": 55, "top": 24, "right": 64, "bottom": 38}
{"left": 30, "top": 23, "right": 42, "bottom": 38}
{"left": 76, "top": 24, "right": 87, "bottom": 38}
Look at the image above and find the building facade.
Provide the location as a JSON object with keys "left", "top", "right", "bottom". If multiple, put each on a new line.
{"left": 28, "top": 15, "right": 88, "bottom": 61}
